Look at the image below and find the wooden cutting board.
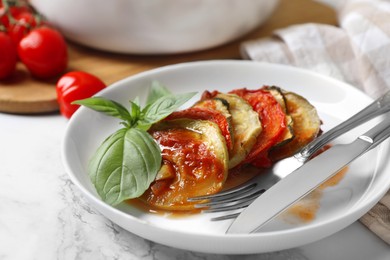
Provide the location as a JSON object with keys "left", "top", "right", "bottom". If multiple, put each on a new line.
{"left": 0, "top": 62, "right": 59, "bottom": 114}
{"left": 0, "top": 0, "right": 336, "bottom": 115}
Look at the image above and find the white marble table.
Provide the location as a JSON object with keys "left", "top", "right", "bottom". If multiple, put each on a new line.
{"left": 1, "top": 113, "right": 389, "bottom": 260}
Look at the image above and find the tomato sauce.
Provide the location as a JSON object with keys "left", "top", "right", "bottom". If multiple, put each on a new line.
{"left": 139, "top": 127, "right": 226, "bottom": 211}
{"left": 129, "top": 141, "right": 348, "bottom": 224}
{"left": 129, "top": 164, "right": 347, "bottom": 223}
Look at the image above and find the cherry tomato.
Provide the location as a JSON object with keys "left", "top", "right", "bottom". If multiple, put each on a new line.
{"left": 18, "top": 26, "right": 68, "bottom": 79}
{"left": 0, "top": 31, "right": 17, "bottom": 79}
{"left": 56, "top": 71, "right": 106, "bottom": 118}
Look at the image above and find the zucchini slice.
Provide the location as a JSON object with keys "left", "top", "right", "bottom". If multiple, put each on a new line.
{"left": 215, "top": 93, "right": 262, "bottom": 169}
{"left": 143, "top": 119, "right": 229, "bottom": 211}
{"left": 264, "top": 86, "right": 294, "bottom": 147}
{"left": 270, "top": 91, "right": 322, "bottom": 161}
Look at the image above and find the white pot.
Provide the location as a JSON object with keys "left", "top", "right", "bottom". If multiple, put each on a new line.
{"left": 30, "top": 0, "right": 279, "bottom": 54}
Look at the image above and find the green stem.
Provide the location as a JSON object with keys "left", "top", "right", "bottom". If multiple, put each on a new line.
{"left": 1, "top": 0, "right": 9, "bottom": 10}
{"left": 1, "top": 0, "right": 43, "bottom": 30}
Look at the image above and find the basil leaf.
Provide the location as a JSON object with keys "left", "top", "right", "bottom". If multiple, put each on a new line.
{"left": 146, "top": 81, "right": 172, "bottom": 105}
{"left": 138, "top": 92, "right": 196, "bottom": 129}
{"left": 77, "top": 81, "right": 197, "bottom": 205}
{"left": 129, "top": 99, "right": 141, "bottom": 125}
{"left": 89, "top": 127, "right": 161, "bottom": 205}
{"left": 73, "top": 97, "right": 133, "bottom": 124}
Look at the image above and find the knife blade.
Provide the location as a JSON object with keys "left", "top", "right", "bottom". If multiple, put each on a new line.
{"left": 226, "top": 115, "right": 390, "bottom": 234}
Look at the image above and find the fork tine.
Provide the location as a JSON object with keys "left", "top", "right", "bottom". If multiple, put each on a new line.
{"left": 196, "top": 189, "right": 265, "bottom": 212}
{"left": 201, "top": 195, "right": 257, "bottom": 213}
{"left": 187, "top": 181, "right": 257, "bottom": 202}
{"left": 189, "top": 183, "right": 257, "bottom": 204}
{"left": 194, "top": 187, "right": 265, "bottom": 208}
{"left": 203, "top": 200, "right": 252, "bottom": 213}
{"left": 211, "top": 212, "right": 240, "bottom": 221}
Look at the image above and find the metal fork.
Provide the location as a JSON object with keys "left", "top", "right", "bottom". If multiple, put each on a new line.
{"left": 188, "top": 90, "right": 390, "bottom": 220}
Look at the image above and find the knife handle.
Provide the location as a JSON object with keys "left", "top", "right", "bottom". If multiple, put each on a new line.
{"left": 360, "top": 115, "right": 390, "bottom": 149}
{"left": 298, "top": 90, "right": 390, "bottom": 160}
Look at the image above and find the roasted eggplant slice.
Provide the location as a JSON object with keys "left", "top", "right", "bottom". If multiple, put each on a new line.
{"left": 214, "top": 93, "right": 262, "bottom": 169}
{"left": 269, "top": 91, "right": 322, "bottom": 161}
{"left": 143, "top": 119, "right": 229, "bottom": 211}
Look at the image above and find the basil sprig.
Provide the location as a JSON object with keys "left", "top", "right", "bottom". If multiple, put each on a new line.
{"left": 73, "top": 82, "right": 196, "bottom": 205}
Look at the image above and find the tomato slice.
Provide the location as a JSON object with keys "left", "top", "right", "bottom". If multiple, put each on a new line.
{"left": 230, "top": 88, "right": 287, "bottom": 168}
{"left": 166, "top": 107, "right": 233, "bottom": 151}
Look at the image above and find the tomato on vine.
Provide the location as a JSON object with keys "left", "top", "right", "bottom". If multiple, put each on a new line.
{"left": 0, "top": 31, "right": 17, "bottom": 79}
{"left": 18, "top": 26, "right": 68, "bottom": 79}
{"left": 56, "top": 71, "right": 107, "bottom": 118}
{"left": 1, "top": 1, "right": 68, "bottom": 79}
{"left": 1, "top": 2, "right": 31, "bottom": 29}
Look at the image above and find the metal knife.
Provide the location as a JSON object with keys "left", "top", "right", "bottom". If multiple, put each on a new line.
{"left": 226, "top": 115, "right": 390, "bottom": 234}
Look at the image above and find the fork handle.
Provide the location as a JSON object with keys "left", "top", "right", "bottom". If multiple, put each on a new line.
{"left": 297, "top": 90, "right": 390, "bottom": 161}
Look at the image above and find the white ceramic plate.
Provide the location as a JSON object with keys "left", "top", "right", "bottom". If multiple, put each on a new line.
{"left": 62, "top": 60, "right": 390, "bottom": 254}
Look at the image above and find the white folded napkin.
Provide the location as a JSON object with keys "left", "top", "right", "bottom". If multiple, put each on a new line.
{"left": 240, "top": 0, "right": 390, "bottom": 244}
